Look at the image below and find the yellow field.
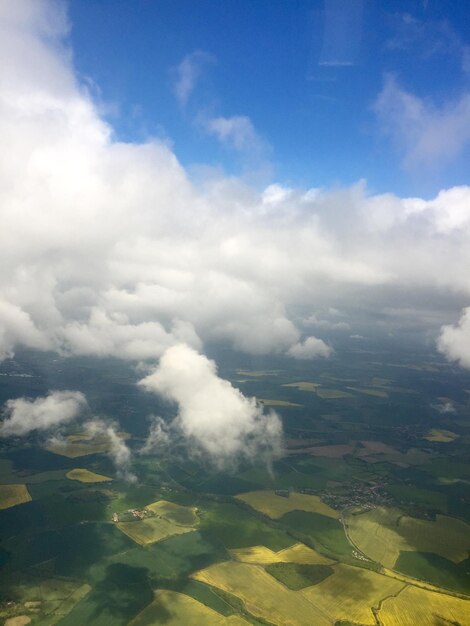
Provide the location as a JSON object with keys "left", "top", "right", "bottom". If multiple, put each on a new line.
{"left": 230, "top": 543, "right": 334, "bottom": 565}
{"left": 0, "top": 484, "right": 31, "bottom": 510}
{"left": 258, "top": 399, "right": 302, "bottom": 407}
{"left": 236, "top": 490, "right": 339, "bottom": 519}
{"left": 117, "top": 517, "right": 194, "bottom": 545}
{"left": 117, "top": 499, "right": 199, "bottom": 545}
{"left": 346, "top": 507, "right": 470, "bottom": 567}
{"left": 66, "top": 468, "right": 112, "bottom": 483}
{"left": 379, "top": 584, "right": 470, "bottom": 626}
{"left": 194, "top": 561, "right": 329, "bottom": 626}
{"left": 147, "top": 499, "right": 199, "bottom": 526}
{"left": 301, "top": 563, "right": 405, "bottom": 625}
{"left": 282, "top": 382, "right": 320, "bottom": 391}
{"left": 347, "top": 387, "right": 389, "bottom": 398}
{"left": 423, "top": 428, "right": 459, "bottom": 442}
{"left": 130, "top": 590, "right": 250, "bottom": 626}
{"left": 193, "top": 561, "right": 405, "bottom": 626}
{"left": 237, "top": 370, "right": 279, "bottom": 377}
{"left": 4, "top": 617, "right": 31, "bottom": 626}
{"left": 47, "top": 432, "right": 130, "bottom": 458}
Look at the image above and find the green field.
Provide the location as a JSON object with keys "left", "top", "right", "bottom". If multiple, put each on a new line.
{"left": 279, "top": 510, "right": 353, "bottom": 561}
{"left": 346, "top": 507, "right": 470, "bottom": 569}
{"left": 394, "top": 551, "right": 470, "bottom": 593}
{"left": 236, "top": 490, "right": 339, "bottom": 519}
{"left": 129, "top": 590, "right": 250, "bottom": 626}
{"left": 264, "top": 562, "right": 334, "bottom": 590}
{"left": 66, "top": 468, "right": 112, "bottom": 483}
{"left": 200, "top": 503, "right": 294, "bottom": 551}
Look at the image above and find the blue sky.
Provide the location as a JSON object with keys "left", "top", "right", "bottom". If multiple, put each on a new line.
{"left": 68, "top": 0, "right": 470, "bottom": 197}
{"left": 1, "top": 0, "right": 470, "bottom": 376}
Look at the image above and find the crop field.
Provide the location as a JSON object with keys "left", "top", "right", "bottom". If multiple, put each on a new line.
{"left": 424, "top": 428, "right": 459, "bottom": 442}
{"left": 200, "top": 503, "right": 294, "bottom": 551}
{"left": 193, "top": 561, "right": 406, "bottom": 626}
{"left": 0, "top": 484, "right": 31, "bottom": 510}
{"left": 236, "top": 369, "right": 280, "bottom": 377}
{"left": 4, "top": 617, "right": 31, "bottom": 626}
{"left": 265, "top": 562, "right": 334, "bottom": 590}
{"left": 66, "top": 468, "right": 112, "bottom": 483}
{"left": 290, "top": 444, "right": 355, "bottom": 458}
{"left": 394, "top": 551, "right": 470, "bottom": 594}
{"left": 301, "top": 563, "right": 405, "bottom": 625}
{"left": 316, "top": 388, "right": 353, "bottom": 399}
{"left": 346, "top": 507, "right": 470, "bottom": 568}
{"left": 129, "top": 590, "right": 250, "bottom": 626}
{"left": 358, "top": 441, "right": 399, "bottom": 455}
{"left": 386, "top": 484, "right": 447, "bottom": 511}
{"left": 230, "top": 543, "right": 334, "bottom": 565}
{"left": 47, "top": 432, "right": 130, "bottom": 458}
{"left": 347, "top": 386, "right": 389, "bottom": 398}
{"left": 193, "top": 560, "right": 331, "bottom": 626}
{"left": 279, "top": 511, "right": 352, "bottom": 561}
{"left": 0, "top": 577, "right": 91, "bottom": 625}
{"left": 117, "top": 517, "right": 195, "bottom": 545}
{"left": 236, "top": 490, "right": 339, "bottom": 519}
{"left": 282, "top": 381, "right": 320, "bottom": 391}
{"left": 378, "top": 584, "right": 470, "bottom": 626}
{"left": 258, "top": 398, "right": 302, "bottom": 407}
{"left": 147, "top": 499, "right": 199, "bottom": 525}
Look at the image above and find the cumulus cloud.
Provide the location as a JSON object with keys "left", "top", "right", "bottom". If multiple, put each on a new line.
{"left": 303, "top": 313, "right": 350, "bottom": 331}
{"left": 0, "top": 390, "right": 87, "bottom": 437}
{"left": 84, "top": 419, "right": 136, "bottom": 483}
{"left": 203, "top": 115, "right": 268, "bottom": 156}
{"left": 0, "top": 3, "right": 470, "bottom": 371}
{"left": 432, "top": 400, "right": 456, "bottom": 415}
{"left": 437, "top": 307, "right": 470, "bottom": 369}
{"left": 138, "top": 344, "right": 283, "bottom": 467}
{"left": 287, "top": 336, "right": 333, "bottom": 359}
{"left": 374, "top": 75, "right": 470, "bottom": 169}
{"left": 172, "top": 50, "right": 214, "bottom": 106}
{"left": 140, "top": 415, "right": 171, "bottom": 455}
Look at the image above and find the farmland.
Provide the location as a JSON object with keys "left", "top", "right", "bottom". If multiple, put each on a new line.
{"left": 116, "top": 499, "right": 199, "bottom": 545}
{"left": 66, "top": 468, "right": 112, "bottom": 483}
{"left": 0, "top": 484, "right": 31, "bottom": 510}
{"left": 346, "top": 507, "right": 470, "bottom": 568}
{"left": 129, "top": 590, "right": 250, "bottom": 626}
{"left": 236, "top": 490, "right": 339, "bottom": 519}
{"left": 230, "top": 543, "right": 334, "bottom": 565}
{"left": 378, "top": 584, "right": 470, "bottom": 625}
{"left": 0, "top": 346, "right": 469, "bottom": 625}
{"left": 193, "top": 560, "right": 406, "bottom": 626}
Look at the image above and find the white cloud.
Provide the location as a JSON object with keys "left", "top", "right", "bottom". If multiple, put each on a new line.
{"left": 432, "top": 400, "right": 456, "bottom": 414}
{"left": 303, "top": 314, "right": 350, "bottom": 331}
{"left": 437, "top": 307, "right": 470, "bottom": 368}
{"left": 0, "top": 3, "right": 470, "bottom": 372}
{"left": 140, "top": 415, "right": 171, "bottom": 455}
{"left": 204, "top": 115, "right": 267, "bottom": 156}
{"left": 138, "top": 344, "right": 283, "bottom": 467}
{"left": 84, "top": 419, "right": 136, "bottom": 483}
{"left": 172, "top": 50, "right": 214, "bottom": 106}
{"left": 287, "top": 336, "right": 333, "bottom": 360}
{"left": 374, "top": 75, "right": 470, "bottom": 169}
{"left": 0, "top": 390, "right": 87, "bottom": 437}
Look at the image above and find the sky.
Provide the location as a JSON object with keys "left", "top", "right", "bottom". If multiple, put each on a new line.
{"left": 67, "top": 0, "right": 470, "bottom": 196}
{"left": 0, "top": 1, "right": 470, "bottom": 467}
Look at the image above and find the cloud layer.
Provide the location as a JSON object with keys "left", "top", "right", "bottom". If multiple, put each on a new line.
{"left": 139, "top": 344, "right": 283, "bottom": 467}
{"left": 0, "top": 3, "right": 470, "bottom": 368}
{"left": 0, "top": 390, "right": 87, "bottom": 437}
